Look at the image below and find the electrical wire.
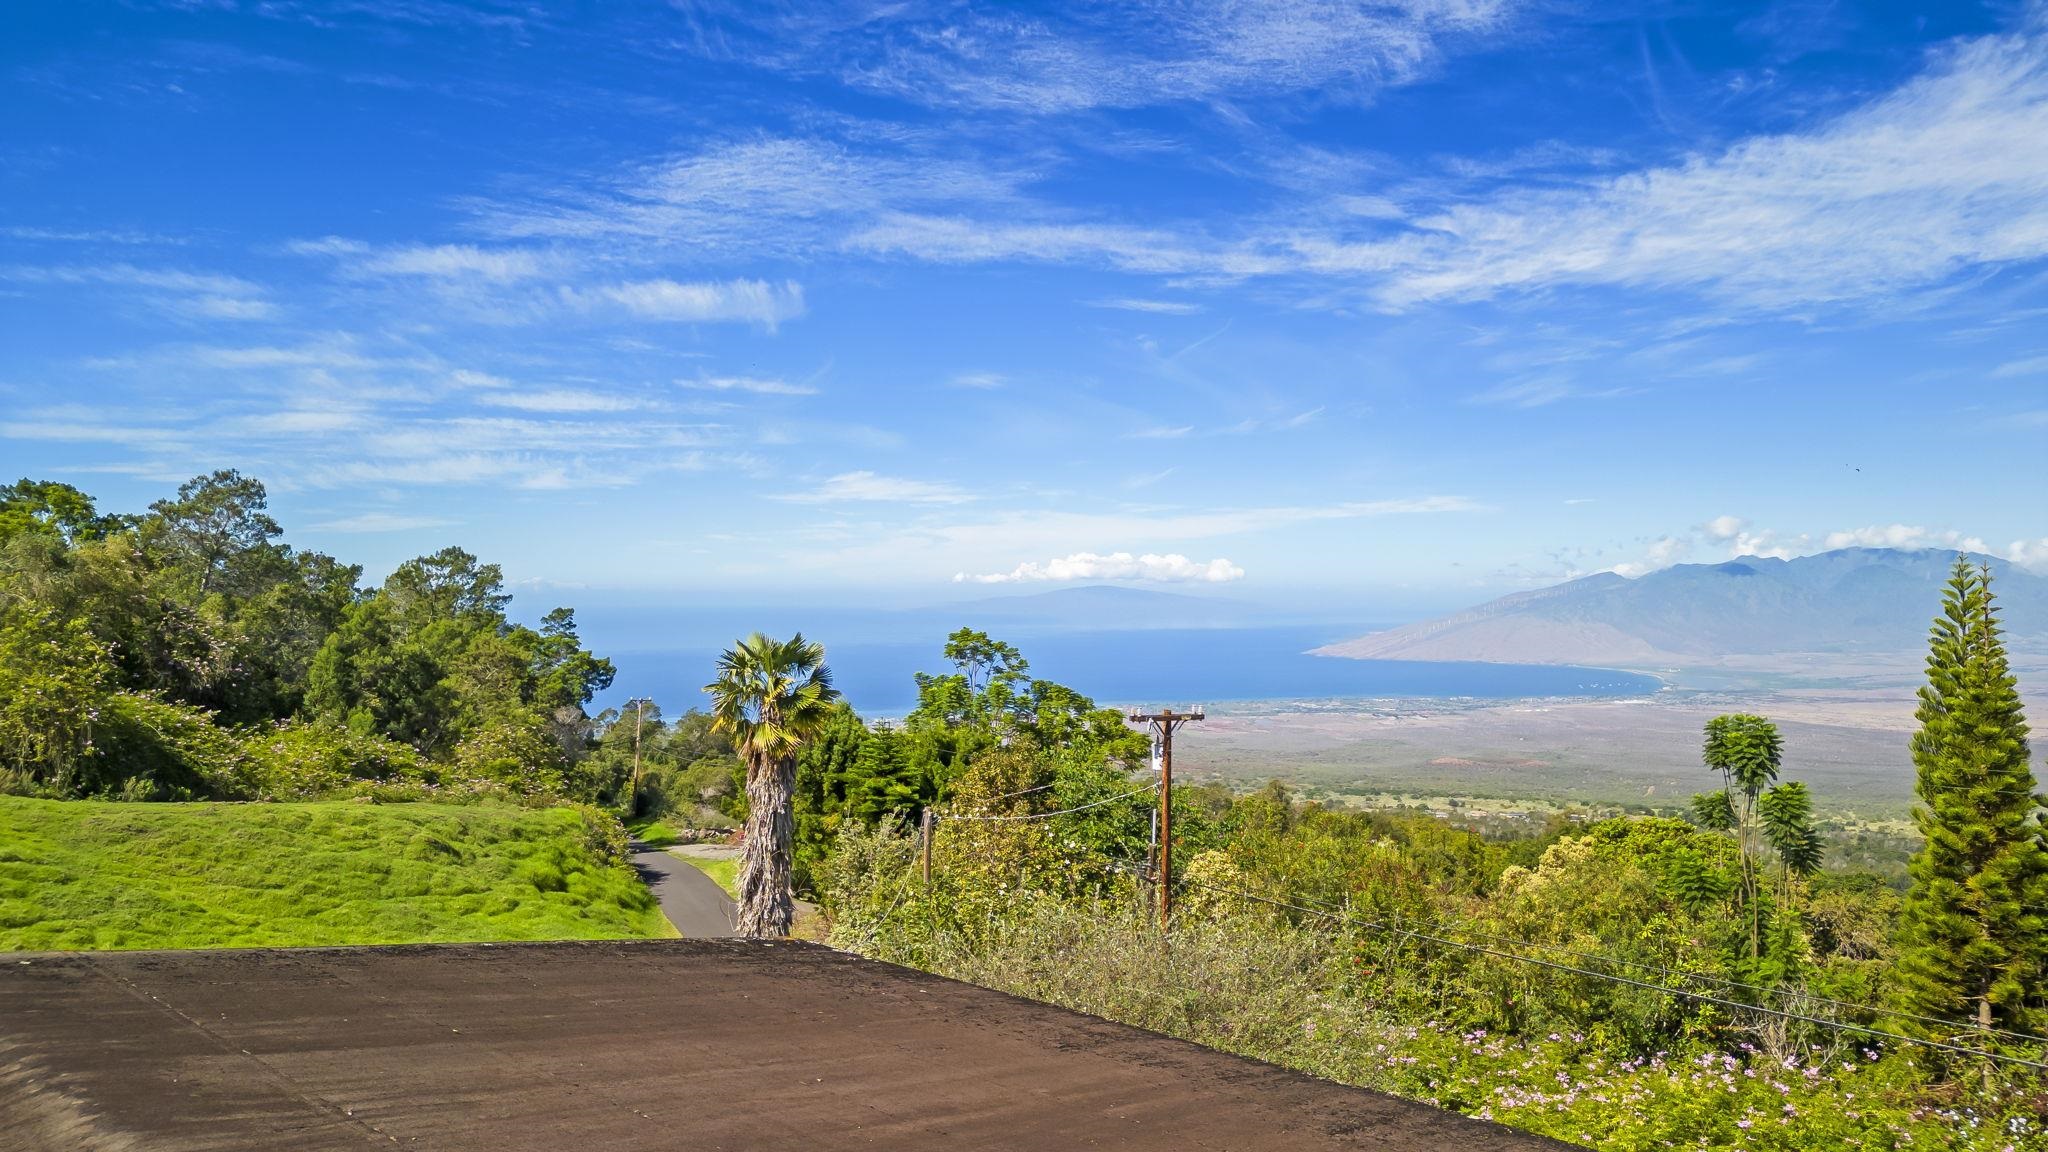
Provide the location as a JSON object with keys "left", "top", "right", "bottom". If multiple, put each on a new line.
{"left": 970, "top": 780, "right": 1060, "bottom": 805}
{"left": 938, "top": 782, "right": 1159, "bottom": 823}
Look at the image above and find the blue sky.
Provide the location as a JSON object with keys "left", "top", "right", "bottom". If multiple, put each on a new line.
{"left": 3, "top": 0, "right": 2046, "bottom": 613}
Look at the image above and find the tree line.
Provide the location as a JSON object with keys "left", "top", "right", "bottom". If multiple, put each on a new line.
{"left": 1, "top": 473, "right": 617, "bottom": 801}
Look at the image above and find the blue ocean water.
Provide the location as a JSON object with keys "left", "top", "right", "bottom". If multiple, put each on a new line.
{"left": 596, "top": 625, "right": 1661, "bottom": 717}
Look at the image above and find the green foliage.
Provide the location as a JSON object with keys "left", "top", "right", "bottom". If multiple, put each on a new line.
{"left": 453, "top": 709, "right": 573, "bottom": 796}
{"left": 0, "top": 599, "right": 114, "bottom": 792}
{"left": 906, "top": 626, "right": 1147, "bottom": 775}
{"left": 1696, "top": 713, "right": 1822, "bottom": 973}
{"left": 1703, "top": 713, "right": 1783, "bottom": 799}
{"left": 706, "top": 632, "right": 840, "bottom": 770}
{"left": 1758, "top": 781, "right": 1823, "bottom": 878}
{"left": 0, "top": 479, "right": 116, "bottom": 544}
{"left": 1892, "top": 560, "right": 2048, "bottom": 1037}
{"left": 824, "top": 818, "right": 2044, "bottom": 1152}
{"left": 235, "top": 720, "right": 430, "bottom": 800}
{"left": 1687, "top": 790, "right": 1736, "bottom": 831}
{"left": 0, "top": 473, "right": 618, "bottom": 804}
{"left": 0, "top": 796, "right": 671, "bottom": 950}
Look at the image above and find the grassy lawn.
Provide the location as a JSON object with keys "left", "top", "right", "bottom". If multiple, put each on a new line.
{"left": 679, "top": 854, "right": 739, "bottom": 898}
{"left": 626, "top": 818, "right": 682, "bottom": 849}
{"left": 0, "top": 796, "right": 675, "bottom": 952}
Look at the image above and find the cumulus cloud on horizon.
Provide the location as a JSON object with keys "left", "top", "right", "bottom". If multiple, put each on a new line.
{"left": 1602, "top": 517, "right": 2048, "bottom": 578}
{"left": 955, "top": 551, "right": 1246, "bottom": 584}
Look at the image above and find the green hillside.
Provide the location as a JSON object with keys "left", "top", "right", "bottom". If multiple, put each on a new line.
{"left": 0, "top": 798, "right": 673, "bottom": 951}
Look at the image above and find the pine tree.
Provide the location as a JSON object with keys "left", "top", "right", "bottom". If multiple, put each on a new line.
{"left": 1892, "top": 559, "right": 2048, "bottom": 1037}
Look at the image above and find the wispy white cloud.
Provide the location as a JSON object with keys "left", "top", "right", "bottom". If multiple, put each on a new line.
{"left": 565, "top": 278, "right": 805, "bottom": 327}
{"left": 2, "top": 262, "right": 275, "bottom": 320}
{"left": 776, "top": 470, "right": 974, "bottom": 504}
{"left": 830, "top": 0, "right": 1517, "bottom": 113}
{"left": 956, "top": 550, "right": 1245, "bottom": 584}
{"left": 1468, "top": 380, "right": 1637, "bottom": 407}
{"left": 591, "top": 23, "right": 2048, "bottom": 318}
{"left": 1087, "top": 297, "right": 1203, "bottom": 314}
{"left": 306, "top": 512, "right": 460, "bottom": 532}
{"left": 681, "top": 374, "right": 818, "bottom": 397}
{"left": 848, "top": 213, "right": 1280, "bottom": 277}
{"left": 352, "top": 243, "right": 552, "bottom": 282}
{"left": 1318, "top": 26, "right": 2048, "bottom": 310}
{"left": 948, "top": 371, "right": 1006, "bottom": 389}
{"left": 476, "top": 137, "right": 1026, "bottom": 254}
{"left": 476, "top": 388, "right": 646, "bottom": 413}
{"left": 1992, "top": 353, "right": 2048, "bottom": 378}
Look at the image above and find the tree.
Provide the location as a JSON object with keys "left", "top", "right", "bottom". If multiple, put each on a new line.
{"left": 383, "top": 546, "right": 511, "bottom": 626}
{"left": 1688, "top": 790, "right": 1737, "bottom": 831}
{"left": 1892, "top": 560, "right": 2048, "bottom": 1037}
{"left": 1702, "top": 712, "right": 1782, "bottom": 962}
{"left": 1758, "top": 781, "right": 1823, "bottom": 882}
{"left": 707, "top": 633, "right": 840, "bottom": 937}
{"left": 143, "top": 469, "right": 286, "bottom": 599}
{"left": 0, "top": 479, "right": 115, "bottom": 544}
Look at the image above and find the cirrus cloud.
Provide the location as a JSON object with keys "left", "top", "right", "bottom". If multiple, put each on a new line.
{"left": 955, "top": 550, "right": 1246, "bottom": 584}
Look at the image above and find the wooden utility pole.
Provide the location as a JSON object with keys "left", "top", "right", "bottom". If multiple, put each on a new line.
{"left": 920, "top": 808, "right": 934, "bottom": 885}
{"left": 630, "top": 699, "right": 645, "bottom": 814}
{"left": 1127, "top": 706, "right": 1203, "bottom": 927}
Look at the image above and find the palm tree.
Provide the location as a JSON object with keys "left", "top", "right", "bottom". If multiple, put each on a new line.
{"left": 706, "top": 632, "right": 840, "bottom": 938}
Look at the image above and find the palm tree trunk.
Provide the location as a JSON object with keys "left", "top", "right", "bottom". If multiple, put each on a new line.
{"left": 734, "top": 751, "right": 796, "bottom": 937}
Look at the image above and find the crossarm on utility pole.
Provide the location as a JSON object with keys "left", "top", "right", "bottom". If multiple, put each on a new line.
{"left": 1127, "top": 706, "right": 1204, "bottom": 928}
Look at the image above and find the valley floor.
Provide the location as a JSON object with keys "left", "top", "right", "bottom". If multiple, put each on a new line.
{"left": 1169, "top": 686, "right": 2048, "bottom": 819}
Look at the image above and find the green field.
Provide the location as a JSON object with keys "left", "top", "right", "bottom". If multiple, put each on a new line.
{"left": 0, "top": 797, "right": 675, "bottom": 951}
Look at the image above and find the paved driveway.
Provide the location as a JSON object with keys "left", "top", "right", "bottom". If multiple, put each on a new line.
{"left": 629, "top": 843, "right": 734, "bottom": 937}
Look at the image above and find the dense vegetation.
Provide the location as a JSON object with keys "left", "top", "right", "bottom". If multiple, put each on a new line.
{"left": 0, "top": 473, "right": 689, "bottom": 807}
{"left": 0, "top": 796, "right": 669, "bottom": 950}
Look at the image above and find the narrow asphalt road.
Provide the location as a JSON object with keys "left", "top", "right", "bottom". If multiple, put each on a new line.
{"left": 630, "top": 843, "right": 735, "bottom": 938}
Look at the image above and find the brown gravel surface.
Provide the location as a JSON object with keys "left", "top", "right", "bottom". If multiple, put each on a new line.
{"left": 0, "top": 940, "right": 1570, "bottom": 1151}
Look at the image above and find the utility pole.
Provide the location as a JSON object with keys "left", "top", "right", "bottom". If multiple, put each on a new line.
{"left": 630, "top": 699, "right": 645, "bottom": 815}
{"left": 1127, "top": 706, "right": 1204, "bottom": 928}
{"left": 920, "top": 808, "right": 934, "bottom": 885}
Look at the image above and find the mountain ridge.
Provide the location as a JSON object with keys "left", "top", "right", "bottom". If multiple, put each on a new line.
{"left": 1315, "top": 548, "right": 2048, "bottom": 669}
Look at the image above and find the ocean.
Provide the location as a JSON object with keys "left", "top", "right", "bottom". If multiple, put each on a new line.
{"left": 592, "top": 625, "right": 1662, "bottom": 717}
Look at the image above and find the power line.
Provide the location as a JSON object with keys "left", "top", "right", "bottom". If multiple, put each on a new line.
{"left": 967, "top": 780, "right": 1059, "bottom": 806}
{"left": 938, "top": 783, "right": 1158, "bottom": 823}
{"left": 1096, "top": 859, "right": 2048, "bottom": 1072}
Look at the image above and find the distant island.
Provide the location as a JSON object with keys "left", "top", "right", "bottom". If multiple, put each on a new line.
{"left": 1315, "top": 548, "right": 2048, "bottom": 680}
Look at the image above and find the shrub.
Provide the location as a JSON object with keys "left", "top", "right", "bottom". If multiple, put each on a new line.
{"left": 452, "top": 709, "right": 570, "bottom": 795}
{"left": 236, "top": 720, "right": 429, "bottom": 800}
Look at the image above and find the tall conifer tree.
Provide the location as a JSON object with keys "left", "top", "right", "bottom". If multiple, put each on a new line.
{"left": 1892, "top": 559, "right": 2048, "bottom": 1036}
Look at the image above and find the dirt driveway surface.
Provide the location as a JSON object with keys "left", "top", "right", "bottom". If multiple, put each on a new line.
{"left": 0, "top": 940, "right": 1572, "bottom": 1151}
